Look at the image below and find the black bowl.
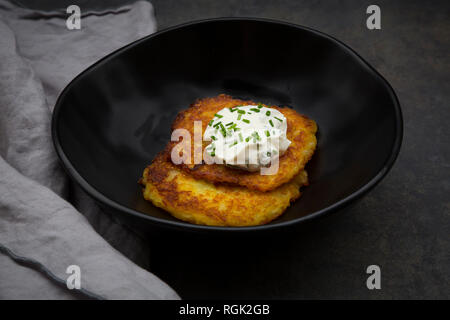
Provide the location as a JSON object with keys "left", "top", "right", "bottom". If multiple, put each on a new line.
{"left": 52, "top": 18, "right": 402, "bottom": 234}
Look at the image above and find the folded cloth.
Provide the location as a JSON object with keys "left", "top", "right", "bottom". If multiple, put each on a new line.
{"left": 0, "top": 0, "right": 180, "bottom": 299}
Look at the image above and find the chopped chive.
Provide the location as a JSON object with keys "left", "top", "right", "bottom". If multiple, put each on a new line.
{"left": 266, "top": 111, "right": 271, "bottom": 116}
{"left": 219, "top": 123, "right": 226, "bottom": 137}
{"left": 229, "top": 107, "right": 237, "bottom": 112}
{"left": 213, "top": 121, "right": 222, "bottom": 127}
{"left": 267, "top": 152, "right": 271, "bottom": 157}
{"left": 242, "top": 119, "right": 250, "bottom": 124}
{"left": 239, "top": 133, "right": 243, "bottom": 142}
{"left": 269, "top": 120, "right": 274, "bottom": 127}
{"left": 265, "top": 130, "right": 270, "bottom": 137}
{"left": 225, "top": 122, "right": 234, "bottom": 126}
{"left": 210, "top": 151, "right": 215, "bottom": 156}
{"left": 237, "top": 114, "right": 242, "bottom": 120}
{"left": 211, "top": 135, "right": 217, "bottom": 141}
{"left": 245, "top": 136, "right": 251, "bottom": 142}
{"left": 214, "top": 113, "right": 223, "bottom": 118}
{"left": 252, "top": 132, "right": 261, "bottom": 141}
{"left": 237, "top": 110, "right": 246, "bottom": 114}
{"left": 229, "top": 140, "right": 238, "bottom": 147}
{"left": 208, "top": 120, "right": 214, "bottom": 126}
{"left": 257, "top": 104, "right": 263, "bottom": 108}
{"left": 274, "top": 116, "right": 283, "bottom": 122}
{"left": 250, "top": 108, "right": 260, "bottom": 113}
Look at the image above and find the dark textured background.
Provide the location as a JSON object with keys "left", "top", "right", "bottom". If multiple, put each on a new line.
{"left": 16, "top": 0, "right": 449, "bottom": 299}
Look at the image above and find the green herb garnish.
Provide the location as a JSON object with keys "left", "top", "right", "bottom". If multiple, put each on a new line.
{"left": 242, "top": 119, "right": 250, "bottom": 124}
{"left": 265, "top": 130, "right": 270, "bottom": 137}
{"left": 219, "top": 123, "right": 227, "bottom": 137}
{"left": 274, "top": 116, "right": 283, "bottom": 122}
{"left": 269, "top": 120, "right": 274, "bottom": 127}
{"left": 250, "top": 108, "right": 260, "bottom": 113}
{"left": 214, "top": 113, "right": 223, "bottom": 118}
{"left": 266, "top": 111, "right": 271, "bottom": 116}
{"left": 252, "top": 132, "right": 261, "bottom": 141}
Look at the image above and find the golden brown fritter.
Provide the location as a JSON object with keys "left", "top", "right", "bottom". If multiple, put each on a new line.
{"left": 141, "top": 151, "right": 309, "bottom": 227}
{"left": 168, "top": 94, "right": 317, "bottom": 192}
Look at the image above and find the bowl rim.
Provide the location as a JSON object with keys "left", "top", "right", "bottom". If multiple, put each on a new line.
{"left": 52, "top": 17, "right": 403, "bottom": 233}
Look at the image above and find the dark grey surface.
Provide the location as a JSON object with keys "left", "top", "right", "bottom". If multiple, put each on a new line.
{"left": 17, "top": 0, "right": 449, "bottom": 299}
{"left": 150, "top": 0, "right": 450, "bottom": 300}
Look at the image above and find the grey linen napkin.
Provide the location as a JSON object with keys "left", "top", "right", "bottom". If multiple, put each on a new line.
{"left": 0, "top": 0, "right": 180, "bottom": 299}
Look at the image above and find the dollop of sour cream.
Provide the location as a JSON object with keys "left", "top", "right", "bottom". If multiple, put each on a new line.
{"left": 204, "top": 104, "right": 291, "bottom": 171}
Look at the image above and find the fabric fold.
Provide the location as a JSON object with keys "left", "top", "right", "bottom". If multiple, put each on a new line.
{"left": 0, "top": 0, "right": 179, "bottom": 299}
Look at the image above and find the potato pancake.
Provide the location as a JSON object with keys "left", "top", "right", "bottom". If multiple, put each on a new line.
{"left": 141, "top": 151, "right": 309, "bottom": 227}
{"left": 169, "top": 94, "right": 317, "bottom": 192}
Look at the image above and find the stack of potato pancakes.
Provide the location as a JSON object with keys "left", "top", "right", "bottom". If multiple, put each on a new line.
{"left": 140, "top": 94, "right": 317, "bottom": 226}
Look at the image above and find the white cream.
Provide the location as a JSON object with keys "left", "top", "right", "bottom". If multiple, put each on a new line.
{"left": 204, "top": 104, "right": 291, "bottom": 171}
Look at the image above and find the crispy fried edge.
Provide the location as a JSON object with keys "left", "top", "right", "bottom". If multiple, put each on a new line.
{"left": 140, "top": 151, "right": 309, "bottom": 226}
